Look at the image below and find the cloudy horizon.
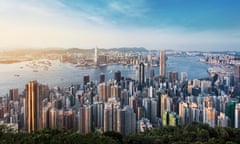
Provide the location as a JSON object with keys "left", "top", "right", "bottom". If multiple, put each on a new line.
{"left": 0, "top": 0, "right": 240, "bottom": 51}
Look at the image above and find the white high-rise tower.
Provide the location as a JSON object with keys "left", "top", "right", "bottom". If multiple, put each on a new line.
{"left": 95, "top": 46, "right": 98, "bottom": 64}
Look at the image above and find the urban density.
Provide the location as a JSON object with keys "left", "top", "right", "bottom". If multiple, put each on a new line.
{"left": 1, "top": 48, "right": 240, "bottom": 137}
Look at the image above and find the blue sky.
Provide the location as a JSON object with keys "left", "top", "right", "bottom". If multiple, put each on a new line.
{"left": 0, "top": 0, "right": 240, "bottom": 51}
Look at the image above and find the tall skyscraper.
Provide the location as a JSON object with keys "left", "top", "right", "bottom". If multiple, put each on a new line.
{"left": 114, "top": 70, "right": 121, "bottom": 82}
{"left": 103, "top": 104, "right": 117, "bottom": 132}
{"left": 235, "top": 103, "right": 240, "bottom": 128}
{"left": 98, "top": 82, "right": 111, "bottom": 102}
{"left": 83, "top": 74, "right": 90, "bottom": 85}
{"left": 217, "top": 112, "right": 229, "bottom": 127}
{"left": 111, "top": 85, "right": 119, "bottom": 98}
{"left": 203, "top": 108, "right": 216, "bottom": 127}
{"left": 181, "top": 72, "right": 188, "bottom": 82}
{"left": 142, "top": 98, "right": 151, "bottom": 120}
{"left": 169, "top": 112, "right": 179, "bottom": 126}
{"left": 42, "top": 106, "right": 50, "bottom": 129}
{"left": 159, "top": 50, "right": 166, "bottom": 78}
{"left": 117, "top": 106, "right": 136, "bottom": 136}
{"left": 95, "top": 46, "right": 98, "bottom": 64}
{"left": 234, "top": 65, "right": 240, "bottom": 84}
{"left": 138, "top": 62, "right": 145, "bottom": 84}
{"left": 225, "top": 101, "right": 237, "bottom": 127}
{"left": 149, "top": 68, "right": 155, "bottom": 79}
{"left": 99, "top": 73, "right": 105, "bottom": 83}
{"left": 49, "top": 107, "right": 57, "bottom": 129}
{"left": 234, "top": 65, "right": 240, "bottom": 95}
{"left": 179, "top": 102, "right": 199, "bottom": 125}
{"left": 79, "top": 105, "right": 92, "bottom": 134}
{"left": 168, "top": 71, "right": 178, "bottom": 83}
{"left": 9, "top": 88, "right": 19, "bottom": 101}
{"left": 95, "top": 102, "right": 104, "bottom": 129}
{"left": 26, "top": 80, "right": 41, "bottom": 133}
{"left": 161, "top": 94, "right": 171, "bottom": 117}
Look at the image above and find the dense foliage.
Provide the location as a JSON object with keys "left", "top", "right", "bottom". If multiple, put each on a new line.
{"left": 1, "top": 122, "right": 240, "bottom": 144}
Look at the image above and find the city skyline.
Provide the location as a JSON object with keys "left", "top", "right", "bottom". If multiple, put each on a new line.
{"left": 0, "top": 0, "right": 240, "bottom": 51}
{"left": 1, "top": 45, "right": 240, "bottom": 136}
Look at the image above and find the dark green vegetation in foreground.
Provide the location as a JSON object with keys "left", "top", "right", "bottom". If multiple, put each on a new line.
{"left": 1, "top": 122, "right": 240, "bottom": 144}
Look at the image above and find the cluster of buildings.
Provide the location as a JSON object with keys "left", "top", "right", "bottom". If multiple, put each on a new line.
{"left": 1, "top": 50, "right": 240, "bottom": 135}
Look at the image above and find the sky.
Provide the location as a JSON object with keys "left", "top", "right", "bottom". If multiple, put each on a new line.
{"left": 0, "top": 0, "right": 240, "bottom": 51}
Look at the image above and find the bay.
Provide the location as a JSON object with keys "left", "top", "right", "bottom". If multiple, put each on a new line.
{"left": 0, "top": 56, "right": 211, "bottom": 96}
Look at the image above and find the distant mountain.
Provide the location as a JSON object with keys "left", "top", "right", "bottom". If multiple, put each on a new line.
{"left": 66, "top": 47, "right": 148, "bottom": 53}
{"left": 107, "top": 47, "right": 148, "bottom": 52}
{"left": 66, "top": 48, "right": 93, "bottom": 53}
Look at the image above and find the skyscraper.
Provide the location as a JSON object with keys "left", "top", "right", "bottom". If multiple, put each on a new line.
{"left": 225, "top": 101, "right": 237, "bottom": 128}
{"left": 159, "top": 50, "right": 166, "bottom": 78}
{"left": 49, "top": 107, "right": 57, "bottom": 129}
{"left": 203, "top": 107, "right": 216, "bottom": 127}
{"left": 103, "top": 104, "right": 117, "bottom": 132}
{"left": 149, "top": 68, "right": 155, "bottom": 79}
{"left": 114, "top": 70, "right": 121, "bottom": 82}
{"left": 99, "top": 73, "right": 105, "bottom": 83}
{"left": 9, "top": 88, "right": 19, "bottom": 101}
{"left": 111, "top": 85, "right": 119, "bottom": 98}
{"left": 168, "top": 71, "right": 178, "bottom": 83}
{"left": 117, "top": 106, "right": 136, "bottom": 135}
{"left": 235, "top": 103, "right": 240, "bottom": 128}
{"left": 161, "top": 94, "right": 171, "bottom": 117}
{"left": 181, "top": 72, "right": 188, "bottom": 82}
{"left": 79, "top": 105, "right": 92, "bottom": 134}
{"left": 234, "top": 65, "right": 240, "bottom": 95}
{"left": 95, "top": 46, "right": 98, "bottom": 65}
{"left": 162, "top": 111, "right": 179, "bottom": 126}
{"left": 83, "top": 74, "right": 90, "bottom": 85}
{"left": 98, "top": 82, "right": 111, "bottom": 102}
{"left": 138, "top": 62, "right": 145, "bottom": 84}
{"left": 26, "top": 80, "right": 41, "bottom": 133}
{"left": 234, "top": 65, "right": 240, "bottom": 84}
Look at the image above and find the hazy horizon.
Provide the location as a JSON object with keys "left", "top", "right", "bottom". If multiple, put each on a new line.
{"left": 0, "top": 0, "right": 240, "bottom": 51}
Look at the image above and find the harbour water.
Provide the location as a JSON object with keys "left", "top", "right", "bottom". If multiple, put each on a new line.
{"left": 0, "top": 56, "right": 211, "bottom": 96}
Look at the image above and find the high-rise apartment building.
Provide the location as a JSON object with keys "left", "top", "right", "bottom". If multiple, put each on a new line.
{"left": 26, "top": 80, "right": 41, "bottom": 133}
{"left": 168, "top": 71, "right": 178, "bottom": 83}
{"left": 99, "top": 73, "right": 105, "bottom": 83}
{"left": 79, "top": 105, "right": 92, "bottom": 134}
{"left": 117, "top": 106, "right": 136, "bottom": 136}
{"left": 225, "top": 101, "right": 237, "bottom": 127}
{"left": 138, "top": 62, "right": 145, "bottom": 84}
{"left": 49, "top": 107, "right": 57, "bottom": 129}
{"left": 217, "top": 112, "right": 229, "bottom": 127}
{"left": 161, "top": 94, "right": 171, "bottom": 117}
{"left": 103, "top": 104, "right": 117, "bottom": 132}
{"left": 235, "top": 103, "right": 240, "bottom": 128}
{"left": 95, "top": 46, "right": 98, "bottom": 65}
{"left": 162, "top": 111, "right": 178, "bottom": 126}
{"left": 98, "top": 82, "right": 111, "bottom": 102}
{"left": 9, "top": 88, "right": 19, "bottom": 101}
{"left": 203, "top": 107, "right": 216, "bottom": 127}
{"left": 159, "top": 50, "right": 166, "bottom": 78}
{"left": 114, "top": 70, "right": 121, "bottom": 82}
{"left": 83, "top": 74, "right": 90, "bottom": 85}
{"left": 110, "top": 85, "right": 119, "bottom": 98}
{"left": 234, "top": 65, "right": 240, "bottom": 83}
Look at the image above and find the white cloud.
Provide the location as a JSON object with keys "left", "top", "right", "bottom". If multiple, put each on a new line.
{"left": 0, "top": 0, "right": 239, "bottom": 51}
{"left": 108, "top": 0, "right": 148, "bottom": 17}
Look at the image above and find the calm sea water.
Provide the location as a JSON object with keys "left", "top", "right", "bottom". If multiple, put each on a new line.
{"left": 0, "top": 56, "right": 211, "bottom": 96}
